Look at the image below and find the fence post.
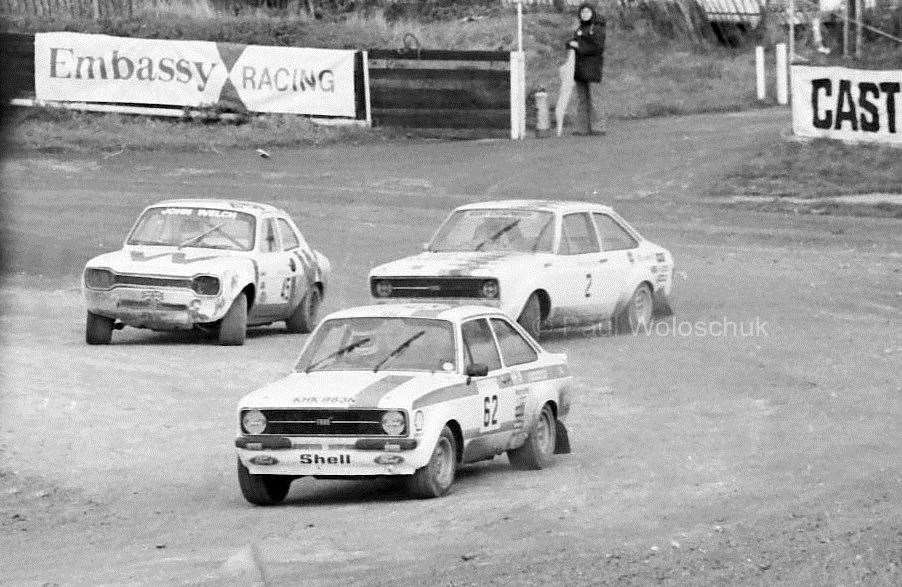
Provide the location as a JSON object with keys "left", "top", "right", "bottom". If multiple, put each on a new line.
{"left": 361, "top": 50, "right": 372, "bottom": 128}
{"left": 509, "top": 50, "right": 525, "bottom": 140}
{"left": 775, "top": 42, "right": 788, "bottom": 105}
{"left": 755, "top": 46, "right": 766, "bottom": 101}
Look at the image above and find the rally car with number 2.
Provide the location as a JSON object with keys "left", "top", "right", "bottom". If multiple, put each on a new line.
{"left": 235, "top": 302, "right": 573, "bottom": 505}
{"left": 369, "top": 200, "right": 675, "bottom": 338}
{"left": 82, "top": 199, "right": 330, "bottom": 346}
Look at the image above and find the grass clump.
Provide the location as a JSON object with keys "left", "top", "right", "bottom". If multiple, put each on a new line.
{"left": 719, "top": 139, "right": 902, "bottom": 200}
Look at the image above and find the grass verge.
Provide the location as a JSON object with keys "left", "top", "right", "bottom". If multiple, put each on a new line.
{"left": 3, "top": 107, "right": 503, "bottom": 154}
{"left": 715, "top": 139, "right": 902, "bottom": 218}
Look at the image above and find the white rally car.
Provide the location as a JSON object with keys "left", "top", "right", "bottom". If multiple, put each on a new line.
{"left": 235, "top": 303, "right": 573, "bottom": 505}
{"left": 82, "top": 199, "right": 330, "bottom": 346}
{"left": 369, "top": 200, "right": 675, "bottom": 337}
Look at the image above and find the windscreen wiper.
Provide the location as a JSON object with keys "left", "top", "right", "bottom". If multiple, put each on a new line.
{"left": 372, "top": 330, "right": 426, "bottom": 372}
{"left": 304, "top": 337, "right": 371, "bottom": 373}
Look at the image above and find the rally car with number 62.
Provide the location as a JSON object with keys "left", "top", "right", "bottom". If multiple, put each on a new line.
{"left": 82, "top": 199, "right": 330, "bottom": 346}
{"left": 235, "top": 303, "right": 573, "bottom": 505}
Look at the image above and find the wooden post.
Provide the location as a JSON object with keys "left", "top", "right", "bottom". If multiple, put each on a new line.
{"left": 361, "top": 50, "right": 372, "bottom": 128}
{"left": 842, "top": 0, "right": 849, "bottom": 56}
{"left": 788, "top": 0, "right": 795, "bottom": 61}
{"left": 775, "top": 43, "right": 788, "bottom": 105}
{"left": 756, "top": 46, "right": 766, "bottom": 101}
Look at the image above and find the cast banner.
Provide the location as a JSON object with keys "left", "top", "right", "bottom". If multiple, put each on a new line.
{"left": 35, "top": 32, "right": 228, "bottom": 107}
{"left": 791, "top": 65, "right": 901, "bottom": 145}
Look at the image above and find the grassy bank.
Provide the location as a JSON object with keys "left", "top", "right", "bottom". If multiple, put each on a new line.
{"left": 716, "top": 139, "right": 902, "bottom": 217}
{"left": 3, "top": 8, "right": 765, "bottom": 152}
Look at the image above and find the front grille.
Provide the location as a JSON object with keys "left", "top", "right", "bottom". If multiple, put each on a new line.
{"left": 114, "top": 275, "right": 194, "bottom": 289}
{"left": 254, "top": 409, "right": 406, "bottom": 437}
{"left": 118, "top": 300, "right": 187, "bottom": 311}
{"left": 372, "top": 277, "right": 489, "bottom": 298}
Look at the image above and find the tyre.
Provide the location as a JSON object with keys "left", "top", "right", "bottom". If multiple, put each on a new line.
{"left": 86, "top": 312, "right": 114, "bottom": 345}
{"left": 237, "top": 459, "right": 292, "bottom": 506}
{"left": 614, "top": 283, "right": 653, "bottom": 335}
{"left": 517, "top": 293, "right": 542, "bottom": 340}
{"left": 285, "top": 286, "right": 320, "bottom": 334}
{"left": 408, "top": 426, "right": 457, "bottom": 499}
{"left": 218, "top": 292, "right": 247, "bottom": 346}
{"left": 508, "top": 404, "right": 556, "bottom": 470}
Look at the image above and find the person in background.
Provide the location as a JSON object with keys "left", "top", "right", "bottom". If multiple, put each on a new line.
{"left": 568, "top": 2, "right": 607, "bottom": 136}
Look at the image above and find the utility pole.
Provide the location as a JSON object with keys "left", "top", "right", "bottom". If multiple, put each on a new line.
{"left": 842, "top": 0, "right": 850, "bottom": 56}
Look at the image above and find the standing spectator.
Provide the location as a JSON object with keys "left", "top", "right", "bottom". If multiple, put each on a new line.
{"left": 568, "top": 2, "right": 607, "bottom": 136}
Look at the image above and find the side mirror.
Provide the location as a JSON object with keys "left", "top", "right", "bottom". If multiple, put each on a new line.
{"left": 465, "top": 363, "right": 489, "bottom": 377}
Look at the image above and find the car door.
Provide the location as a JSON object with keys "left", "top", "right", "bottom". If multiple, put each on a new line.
{"left": 275, "top": 217, "right": 312, "bottom": 318}
{"left": 252, "top": 216, "right": 294, "bottom": 321}
{"left": 591, "top": 212, "right": 641, "bottom": 318}
{"left": 545, "top": 212, "right": 603, "bottom": 328}
{"left": 488, "top": 317, "right": 541, "bottom": 444}
{"left": 460, "top": 318, "right": 514, "bottom": 460}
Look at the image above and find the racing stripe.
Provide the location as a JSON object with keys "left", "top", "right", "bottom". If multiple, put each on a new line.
{"left": 462, "top": 420, "right": 518, "bottom": 439}
{"left": 412, "top": 383, "right": 473, "bottom": 409}
{"left": 353, "top": 375, "right": 415, "bottom": 407}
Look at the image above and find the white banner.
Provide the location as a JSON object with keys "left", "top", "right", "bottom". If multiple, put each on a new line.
{"left": 791, "top": 65, "right": 902, "bottom": 145}
{"left": 229, "top": 45, "right": 356, "bottom": 117}
{"left": 35, "top": 32, "right": 228, "bottom": 107}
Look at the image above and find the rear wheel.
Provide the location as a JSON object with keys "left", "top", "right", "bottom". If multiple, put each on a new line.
{"left": 408, "top": 426, "right": 457, "bottom": 498}
{"left": 237, "top": 459, "right": 292, "bottom": 506}
{"left": 219, "top": 293, "right": 247, "bottom": 346}
{"left": 508, "top": 404, "right": 556, "bottom": 470}
{"left": 85, "top": 312, "right": 114, "bottom": 345}
{"left": 517, "top": 293, "right": 542, "bottom": 339}
{"left": 286, "top": 287, "right": 320, "bottom": 334}
{"left": 615, "top": 283, "right": 653, "bottom": 334}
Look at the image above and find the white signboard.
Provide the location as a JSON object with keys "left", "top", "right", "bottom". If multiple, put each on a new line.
{"left": 229, "top": 45, "right": 356, "bottom": 117}
{"left": 792, "top": 65, "right": 902, "bottom": 145}
{"left": 35, "top": 32, "right": 228, "bottom": 107}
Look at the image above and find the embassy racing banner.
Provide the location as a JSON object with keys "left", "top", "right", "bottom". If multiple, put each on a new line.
{"left": 34, "top": 32, "right": 358, "bottom": 118}
{"left": 792, "top": 65, "right": 901, "bottom": 145}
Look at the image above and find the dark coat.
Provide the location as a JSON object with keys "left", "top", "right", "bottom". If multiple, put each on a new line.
{"left": 572, "top": 17, "right": 606, "bottom": 83}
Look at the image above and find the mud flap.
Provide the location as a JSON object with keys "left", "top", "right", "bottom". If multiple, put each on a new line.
{"left": 554, "top": 420, "right": 572, "bottom": 454}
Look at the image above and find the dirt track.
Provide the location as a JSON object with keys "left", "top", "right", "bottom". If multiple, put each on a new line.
{"left": 1, "top": 109, "right": 900, "bottom": 585}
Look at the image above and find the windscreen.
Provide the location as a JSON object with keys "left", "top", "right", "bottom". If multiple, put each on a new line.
{"left": 429, "top": 209, "right": 555, "bottom": 253}
{"left": 127, "top": 207, "right": 256, "bottom": 251}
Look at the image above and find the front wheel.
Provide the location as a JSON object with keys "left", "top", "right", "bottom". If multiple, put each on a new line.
{"left": 86, "top": 312, "right": 114, "bottom": 345}
{"left": 508, "top": 404, "right": 556, "bottom": 470}
{"left": 218, "top": 292, "right": 247, "bottom": 346}
{"left": 517, "top": 293, "right": 542, "bottom": 340}
{"left": 615, "top": 283, "right": 653, "bottom": 334}
{"left": 237, "top": 459, "right": 292, "bottom": 506}
{"left": 407, "top": 426, "right": 457, "bottom": 498}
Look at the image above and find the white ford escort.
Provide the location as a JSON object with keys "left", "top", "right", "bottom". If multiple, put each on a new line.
{"left": 235, "top": 303, "right": 573, "bottom": 505}
{"left": 369, "top": 200, "right": 675, "bottom": 337}
{"left": 82, "top": 199, "right": 330, "bottom": 345}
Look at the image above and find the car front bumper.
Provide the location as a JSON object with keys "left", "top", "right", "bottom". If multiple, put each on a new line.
{"left": 235, "top": 435, "right": 428, "bottom": 477}
{"left": 84, "top": 287, "right": 228, "bottom": 330}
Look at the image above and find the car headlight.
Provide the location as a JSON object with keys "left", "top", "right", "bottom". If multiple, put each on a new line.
{"left": 192, "top": 275, "right": 220, "bottom": 296}
{"left": 481, "top": 279, "right": 499, "bottom": 299}
{"left": 381, "top": 411, "right": 406, "bottom": 436}
{"left": 84, "top": 268, "right": 115, "bottom": 289}
{"left": 373, "top": 280, "right": 393, "bottom": 298}
{"left": 242, "top": 410, "right": 267, "bottom": 435}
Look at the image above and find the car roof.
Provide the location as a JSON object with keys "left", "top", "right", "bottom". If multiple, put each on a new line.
{"left": 148, "top": 199, "right": 285, "bottom": 216}
{"left": 321, "top": 303, "right": 506, "bottom": 323}
{"left": 455, "top": 199, "right": 616, "bottom": 215}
